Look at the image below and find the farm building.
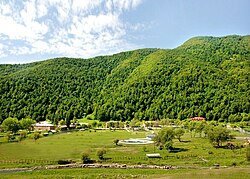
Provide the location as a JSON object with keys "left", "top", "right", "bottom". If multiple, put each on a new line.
{"left": 33, "top": 121, "right": 55, "bottom": 131}
{"left": 190, "top": 117, "right": 205, "bottom": 121}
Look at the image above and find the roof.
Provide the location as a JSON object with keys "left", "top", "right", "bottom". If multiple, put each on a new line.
{"left": 34, "top": 121, "right": 54, "bottom": 127}
{"left": 190, "top": 117, "right": 205, "bottom": 121}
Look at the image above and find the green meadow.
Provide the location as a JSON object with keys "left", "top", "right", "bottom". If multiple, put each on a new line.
{"left": 1, "top": 167, "right": 250, "bottom": 179}
{"left": 0, "top": 130, "right": 249, "bottom": 169}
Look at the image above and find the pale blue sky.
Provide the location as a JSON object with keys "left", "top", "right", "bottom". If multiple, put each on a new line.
{"left": 0, "top": 0, "right": 249, "bottom": 64}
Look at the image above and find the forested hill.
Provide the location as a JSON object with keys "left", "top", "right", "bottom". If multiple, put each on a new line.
{"left": 0, "top": 35, "right": 249, "bottom": 124}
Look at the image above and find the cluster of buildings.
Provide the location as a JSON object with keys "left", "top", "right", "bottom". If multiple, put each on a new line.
{"left": 32, "top": 116, "right": 206, "bottom": 131}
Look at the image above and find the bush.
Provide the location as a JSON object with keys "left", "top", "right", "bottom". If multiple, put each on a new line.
{"left": 18, "top": 130, "right": 28, "bottom": 142}
{"left": 2, "top": 118, "right": 20, "bottom": 133}
{"left": 97, "top": 149, "right": 106, "bottom": 160}
{"left": 113, "top": 139, "right": 119, "bottom": 145}
{"left": 81, "top": 152, "right": 91, "bottom": 164}
{"left": 32, "top": 131, "right": 41, "bottom": 141}
{"left": 5, "top": 131, "right": 13, "bottom": 142}
{"left": 76, "top": 126, "right": 82, "bottom": 129}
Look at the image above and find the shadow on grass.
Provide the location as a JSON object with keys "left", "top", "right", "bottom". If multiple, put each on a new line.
{"left": 169, "top": 147, "right": 189, "bottom": 153}
{"left": 103, "top": 157, "right": 112, "bottom": 161}
{"left": 180, "top": 140, "right": 191, "bottom": 143}
{"left": 83, "top": 160, "right": 96, "bottom": 164}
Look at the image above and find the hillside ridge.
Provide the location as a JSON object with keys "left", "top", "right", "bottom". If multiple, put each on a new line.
{"left": 0, "top": 35, "right": 249, "bottom": 123}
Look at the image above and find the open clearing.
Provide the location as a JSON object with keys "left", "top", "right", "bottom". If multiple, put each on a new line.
{"left": 0, "top": 130, "right": 249, "bottom": 178}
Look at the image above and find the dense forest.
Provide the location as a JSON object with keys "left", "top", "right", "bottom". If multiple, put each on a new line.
{"left": 0, "top": 35, "right": 249, "bottom": 124}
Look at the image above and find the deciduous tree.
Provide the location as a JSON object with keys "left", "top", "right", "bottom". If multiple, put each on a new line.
{"left": 174, "top": 128, "right": 185, "bottom": 142}
{"left": 20, "top": 118, "right": 35, "bottom": 131}
{"left": 1, "top": 117, "right": 20, "bottom": 133}
{"left": 155, "top": 127, "right": 175, "bottom": 151}
{"left": 207, "top": 126, "right": 231, "bottom": 147}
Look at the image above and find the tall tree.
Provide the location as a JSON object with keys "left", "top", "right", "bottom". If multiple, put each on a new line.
{"left": 174, "top": 128, "right": 185, "bottom": 142}
{"left": 19, "top": 118, "right": 35, "bottom": 131}
{"left": 207, "top": 126, "right": 232, "bottom": 147}
{"left": 155, "top": 127, "right": 175, "bottom": 151}
{"left": 1, "top": 117, "right": 20, "bottom": 133}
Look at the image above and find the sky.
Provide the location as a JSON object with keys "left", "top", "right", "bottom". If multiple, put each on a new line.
{"left": 0, "top": 0, "right": 249, "bottom": 64}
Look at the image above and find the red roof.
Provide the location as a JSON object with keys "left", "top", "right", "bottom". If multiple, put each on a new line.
{"left": 190, "top": 117, "right": 205, "bottom": 121}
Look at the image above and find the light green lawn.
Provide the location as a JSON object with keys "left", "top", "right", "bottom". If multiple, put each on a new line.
{"left": 0, "top": 130, "right": 249, "bottom": 168}
{"left": 1, "top": 167, "right": 250, "bottom": 179}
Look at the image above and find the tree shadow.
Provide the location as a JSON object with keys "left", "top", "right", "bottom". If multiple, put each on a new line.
{"left": 180, "top": 140, "right": 191, "bottom": 143}
{"left": 213, "top": 144, "right": 242, "bottom": 150}
{"left": 169, "top": 147, "right": 189, "bottom": 153}
{"left": 103, "top": 157, "right": 112, "bottom": 161}
{"left": 83, "top": 159, "right": 96, "bottom": 164}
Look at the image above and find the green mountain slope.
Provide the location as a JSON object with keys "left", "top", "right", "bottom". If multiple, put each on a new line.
{"left": 0, "top": 35, "right": 249, "bottom": 123}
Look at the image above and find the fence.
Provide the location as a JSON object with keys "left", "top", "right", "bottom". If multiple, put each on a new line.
{"left": 0, "top": 159, "right": 57, "bottom": 165}
{"left": 0, "top": 154, "right": 201, "bottom": 165}
{"left": 102, "top": 154, "right": 198, "bottom": 162}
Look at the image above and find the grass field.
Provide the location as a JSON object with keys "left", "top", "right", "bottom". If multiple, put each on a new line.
{"left": 1, "top": 167, "right": 250, "bottom": 179}
{"left": 0, "top": 129, "right": 249, "bottom": 169}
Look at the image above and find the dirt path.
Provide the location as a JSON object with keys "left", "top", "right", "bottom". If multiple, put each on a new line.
{"left": 0, "top": 163, "right": 202, "bottom": 174}
{"left": 235, "top": 136, "right": 250, "bottom": 140}
{"left": 1, "top": 163, "right": 249, "bottom": 174}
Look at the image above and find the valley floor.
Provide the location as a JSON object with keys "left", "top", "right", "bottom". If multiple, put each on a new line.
{"left": 0, "top": 129, "right": 249, "bottom": 178}
{"left": 0, "top": 167, "right": 250, "bottom": 179}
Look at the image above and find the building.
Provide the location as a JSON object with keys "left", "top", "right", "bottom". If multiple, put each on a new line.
{"left": 190, "top": 117, "right": 206, "bottom": 121}
{"left": 33, "top": 121, "right": 55, "bottom": 131}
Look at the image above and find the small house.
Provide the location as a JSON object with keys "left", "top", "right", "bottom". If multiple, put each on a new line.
{"left": 190, "top": 117, "right": 205, "bottom": 121}
{"left": 33, "top": 121, "right": 55, "bottom": 131}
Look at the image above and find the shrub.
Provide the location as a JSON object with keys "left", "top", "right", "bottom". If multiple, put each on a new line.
{"left": 2, "top": 118, "right": 20, "bottom": 133}
{"left": 18, "top": 130, "right": 28, "bottom": 142}
{"left": 5, "top": 131, "right": 13, "bottom": 142}
{"left": 97, "top": 149, "right": 106, "bottom": 160}
{"left": 32, "top": 131, "right": 41, "bottom": 141}
{"left": 81, "top": 152, "right": 91, "bottom": 164}
{"left": 113, "top": 139, "right": 119, "bottom": 145}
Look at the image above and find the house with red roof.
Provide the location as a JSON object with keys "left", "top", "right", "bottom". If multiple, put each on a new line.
{"left": 190, "top": 117, "right": 206, "bottom": 121}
